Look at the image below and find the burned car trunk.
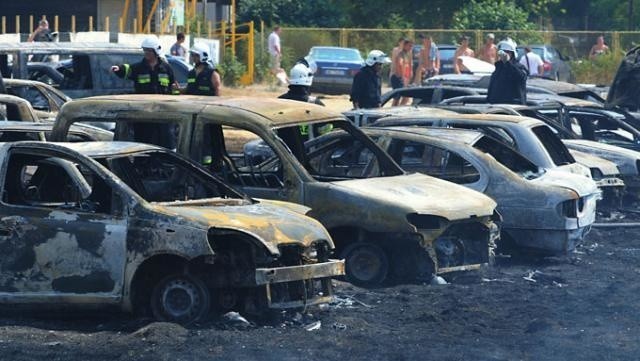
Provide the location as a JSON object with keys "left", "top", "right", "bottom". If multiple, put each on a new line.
{"left": 51, "top": 95, "right": 500, "bottom": 287}
{"left": 0, "top": 141, "right": 343, "bottom": 324}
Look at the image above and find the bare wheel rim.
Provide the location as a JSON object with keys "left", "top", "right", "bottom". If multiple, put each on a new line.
{"left": 347, "top": 246, "right": 385, "bottom": 282}
{"left": 159, "top": 278, "right": 204, "bottom": 320}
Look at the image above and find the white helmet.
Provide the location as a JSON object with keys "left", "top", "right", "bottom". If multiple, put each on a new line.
{"left": 365, "top": 50, "right": 391, "bottom": 66}
{"left": 497, "top": 38, "right": 517, "bottom": 54}
{"left": 141, "top": 36, "right": 161, "bottom": 55}
{"left": 303, "top": 56, "right": 318, "bottom": 74}
{"left": 189, "top": 43, "right": 210, "bottom": 62}
{"left": 289, "top": 63, "right": 313, "bottom": 86}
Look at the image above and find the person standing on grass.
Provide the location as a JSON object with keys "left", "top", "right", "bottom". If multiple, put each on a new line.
{"left": 268, "top": 25, "right": 287, "bottom": 84}
{"left": 589, "top": 35, "right": 610, "bottom": 60}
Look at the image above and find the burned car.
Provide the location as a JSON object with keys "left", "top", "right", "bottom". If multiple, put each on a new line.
{"left": 51, "top": 95, "right": 500, "bottom": 287}
{"left": 0, "top": 120, "right": 113, "bottom": 142}
{"left": 354, "top": 127, "right": 597, "bottom": 253}
{"left": 373, "top": 113, "right": 623, "bottom": 206}
{"left": 0, "top": 93, "right": 40, "bottom": 122}
{"left": 4, "top": 79, "right": 70, "bottom": 121}
{"left": 0, "top": 141, "right": 343, "bottom": 324}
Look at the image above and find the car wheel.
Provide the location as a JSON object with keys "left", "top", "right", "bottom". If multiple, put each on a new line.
{"left": 434, "top": 237, "right": 466, "bottom": 268}
{"left": 150, "top": 273, "right": 210, "bottom": 325}
{"left": 341, "top": 242, "right": 389, "bottom": 287}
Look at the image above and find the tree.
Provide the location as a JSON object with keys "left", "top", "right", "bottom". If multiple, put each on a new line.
{"left": 452, "top": 0, "right": 536, "bottom": 30}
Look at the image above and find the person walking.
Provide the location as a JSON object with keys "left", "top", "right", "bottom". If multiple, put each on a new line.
{"left": 454, "top": 35, "right": 475, "bottom": 74}
{"left": 415, "top": 34, "right": 439, "bottom": 83}
{"left": 479, "top": 33, "right": 497, "bottom": 64}
{"left": 111, "top": 36, "right": 179, "bottom": 95}
{"left": 184, "top": 43, "right": 221, "bottom": 96}
{"left": 390, "top": 39, "right": 413, "bottom": 106}
{"left": 487, "top": 38, "right": 528, "bottom": 105}
{"left": 519, "top": 46, "right": 544, "bottom": 77}
{"left": 170, "top": 32, "right": 187, "bottom": 59}
{"left": 589, "top": 35, "right": 610, "bottom": 60}
{"left": 350, "top": 50, "right": 391, "bottom": 109}
{"left": 268, "top": 25, "right": 286, "bottom": 84}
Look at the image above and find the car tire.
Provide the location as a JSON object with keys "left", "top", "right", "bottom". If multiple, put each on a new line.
{"left": 341, "top": 242, "right": 389, "bottom": 287}
{"left": 150, "top": 273, "right": 211, "bottom": 325}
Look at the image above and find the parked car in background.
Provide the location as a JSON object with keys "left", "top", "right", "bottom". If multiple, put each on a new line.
{"left": 360, "top": 126, "right": 598, "bottom": 254}
{"left": 307, "top": 46, "right": 364, "bottom": 94}
{"left": 516, "top": 45, "right": 574, "bottom": 82}
{"left": 434, "top": 44, "right": 457, "bottom": 74}
{"left": 4, "top": 79, "right": 70, "bottom": 121}
{"left": 0, "top": 42, "right": 190, "bottom": 99}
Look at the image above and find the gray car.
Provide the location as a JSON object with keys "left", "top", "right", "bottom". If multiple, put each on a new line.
{"left": 516, "top": 45, "right": 574, "bottom": 82}
{"left": 357, "top": 126, "right": 597, "bottom": 254}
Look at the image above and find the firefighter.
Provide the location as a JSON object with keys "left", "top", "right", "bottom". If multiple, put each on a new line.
{"left": 185, "top": 43, "right": 221, "bottom": 96}
{"left": 278, "top": 61, "right": 322, "bottom": 105}
{"left": 111, "top": 36, "right": 179, "bottom": 95}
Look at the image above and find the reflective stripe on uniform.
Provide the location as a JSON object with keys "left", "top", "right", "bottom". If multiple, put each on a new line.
{"left": 187, "top": 78, "right": 196, "bottom": 83}
{"left": 299, "top": 125, "right": 309, "bottom": 135}
{"left": 123, "top": 64, "right": 131, "bottom": 79}
{"left": 158, "top": 73, "right": 170, "bottom": 86}
{"left": 198, "top": 86, "right": 211, "bottom": 91}
{"left": 137, "top": 73, "right": 151, "bottom": 84}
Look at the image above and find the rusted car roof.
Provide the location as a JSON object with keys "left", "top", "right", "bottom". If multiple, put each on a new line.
{"left": 7, "top": 140, "right": 157, "bottom": 157}
{"left": 60, "top": 95, "right": 340, "bottom": 127}
{"left": 381, "top": 112, "right": 542, "bottom": 127}
{"left": 378, "top": 126, "right": 484, "bottom": 144}
{"left": 0, "top": 42, "right": 141, "bottom": 53}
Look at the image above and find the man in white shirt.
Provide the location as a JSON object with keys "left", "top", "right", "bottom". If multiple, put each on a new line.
{"left": 268, "top": 26, "right": 286, "bottom": 83}
{"left": 519, "top": 47, "right": 544, "bottom": 76}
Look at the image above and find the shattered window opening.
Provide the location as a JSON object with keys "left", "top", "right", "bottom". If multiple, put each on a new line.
{"left": 3, "top": 152, "right": 114, "bottom": 214}
{"left": 530, "top": 125, "right": 575, "bottom": 166}
{"left": 472, "top": 136, "right": 542, "bottom": 178}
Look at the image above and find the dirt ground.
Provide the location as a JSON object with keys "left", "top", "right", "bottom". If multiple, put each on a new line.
{"left": 2, "top": 87, "right": 640, "bottom": 360}
{"left": 1, "top": 210, "right": 640, "bottom": 361}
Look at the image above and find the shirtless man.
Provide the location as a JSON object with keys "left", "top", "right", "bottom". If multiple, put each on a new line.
{"left": 589, "top": 35, "right": 610, "bottom": 60}
{"left": 454, "top": 35, "right": 475, "bottom": 74}
{"left": 390, "top": 39, "right": 413, "bottom": 106}
{"left": 414, "top": 34, "right": 440, "bottom": 84}
{"left": 478, "top": 33, "right": 497, "bottom": 64}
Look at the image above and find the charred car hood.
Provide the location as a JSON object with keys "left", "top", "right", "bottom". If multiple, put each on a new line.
{"left": 564, "top": 139, "right": 640, "bottom": 175}
{"left": 331, "top": 173, "right": 496, "bottom": 220}
{"left": 569, "top": 149, "right": 621, "bottom": 176}
{"left": 534, "top": 170, "right": 599, "bottom": 197}
{"left": 158, "top": 200, "right": 332, "bottom": 255}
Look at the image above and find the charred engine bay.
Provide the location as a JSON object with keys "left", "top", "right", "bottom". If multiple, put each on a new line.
{"left": 0, "top": 213, "right": 638, "bottom": 361}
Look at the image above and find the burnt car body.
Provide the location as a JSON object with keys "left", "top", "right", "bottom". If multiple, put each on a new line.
{"left": 343, "top": 106, "right": 459, "bottom": 127}
{"left": 51, "top": 95, "right": 500, "bottom": 287}
{"left": 0, "top": 120, "right": 112, "bottom": 142}
{"left": 439, "top": 95, "right": 640, "bottom": 199}
{"left": 358, "top": 127, "right": 597, "bottom": 253}
{"left": 0, "top": 42, "right": 190, "bottom": 99}
{"left": 0, "top": 140, "right": 343, "bottom": 323}
{"left": 306, "top": 46, "right": 364, "bottom": 94}
{"left": 0, "top": 94, "right": 40, "bottom": 122}
{"left": 371, "top": 113, "right": 622, "bottom": 203}
{"left": 4, "top": 79, "right": 70, "bottom": 121}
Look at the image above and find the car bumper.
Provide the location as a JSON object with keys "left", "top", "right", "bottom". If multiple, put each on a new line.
{"left": 505, "top": 226, "right": 591, "bottom": 254}
{"left": 254, "top": 259, "right": 345, "bottom": 309}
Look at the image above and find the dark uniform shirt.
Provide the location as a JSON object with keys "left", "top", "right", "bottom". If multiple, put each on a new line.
{"left": 350, "top": 65, "right": 382, "bottom": 109}
{"left": 186, "top": 63, "right": 218, "bottom": 96}
{"left": 487, "top": 60, "right": 528, "bottom": 105}
{"left": 114, "top": 57, "right": 176, "bottom": 94}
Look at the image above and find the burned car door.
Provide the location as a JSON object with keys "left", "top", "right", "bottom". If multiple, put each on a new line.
{"left": 192, "top": 120, "right": 298, "bottom": 202}
{"left": 0, "top": 148, "right": 127, "bottom": 300}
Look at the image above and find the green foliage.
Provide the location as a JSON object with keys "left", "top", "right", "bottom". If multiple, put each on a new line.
{"left": 452, "top": 0, "right": 536, "bottom": 31}
{"left": 219, "top": 48, "right": 247, "bottom": 87}
{"left": 570, "top": 51, "right": 624, "bottom": 85}
{"left": 238, "top": 0, "right": 346, "bottom": 27}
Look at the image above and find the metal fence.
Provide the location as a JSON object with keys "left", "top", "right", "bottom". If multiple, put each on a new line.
{"left": 280, "top": 28, "right": 640, "bottom": 61}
